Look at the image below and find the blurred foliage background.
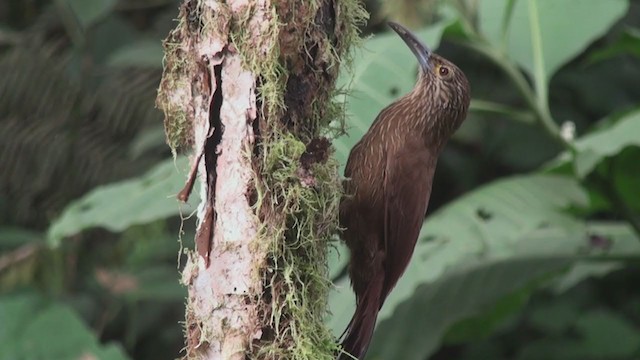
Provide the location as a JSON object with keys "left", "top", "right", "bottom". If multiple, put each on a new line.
{"left": 1, "top": 0, "right": 640, "bottom": 359}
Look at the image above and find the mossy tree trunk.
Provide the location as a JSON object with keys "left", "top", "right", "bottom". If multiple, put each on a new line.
{"left": 156, "top": 0, "right": 365, "bottom": 359}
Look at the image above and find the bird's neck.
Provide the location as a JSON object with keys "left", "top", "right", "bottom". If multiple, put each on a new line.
{"left": 398, "top": 95, "right": 452, "bottom": 152}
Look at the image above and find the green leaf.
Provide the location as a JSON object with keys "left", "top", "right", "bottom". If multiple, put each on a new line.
{"left": 63, "top": 0, "right": 117, "bottom": 28}
{"left": 551, "top": 261, "right": 624, "bottom": 293}
{"left": 328, "top": 174, "right": 640, "bottom": 360}
{"left": 48, "top": 157, "right": 194, "bottom": 246}
{"left": 479, "top": 0, "right": 629, "bottom": 81}
{"left": 0, "top": 293, "right": 129, "bottom": 360}
{"left": 574, "top": 309, "right": 640, "bottom": 358}
{"left": 368, "top": 222, "right": 639, "bottom": 360}
{"left": 519, "top": 309, "right": 640, "bottom": 360}
{"left": 444, "top": 284, "right": 531, "bottom": 344}
{"left": 528, "top": 298, "right": 580, "bottom": 334}
{"left": 334, "top": 21, "right": 450, "bottom": 170}
{"left": 369, "top": 257, "right": 566, "bottom": 360}
{"left": 107, "top": 39, "right": 164, "bottom": 68}
{"left": 568, "top": 109, "right": 640, "bottom": 177}
{"left": 610, "top": 147, "right": 640, "bottom": 211}
{"left": 589, "top": 27, "right": 640, "bottom": 63}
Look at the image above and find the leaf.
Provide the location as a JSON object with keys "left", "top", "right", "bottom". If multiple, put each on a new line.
{"left": 551, "top": 260, "right": 624, "bottom": 293}
{"left": 328, "top": 174, "right": 640, "bottom": 360}
{"left": 48, "top": 157, "right": 194, "bottom": 246}
{"left": 367, "top": 222, "right": 640, "bottom": 360}
{"left": 572, "top": 109, "right": 640, "bottom": 177}
{"left": 63, "top": 0, "right": 117, "bottom": 28}
{"left": 377, "top": 175, "right": 587, "bottom": 312}
{"left": 368, "top": 257, "right": 566, "bottom": 360}
{"left": 334, "top": 21, "right": 451, "bottom": 170}
{"left": 528, "top": 297, "right": 580, "bottom": 335}
{"left": 610, "top": 147, "right": 640, "bottom": 211}
{"left": 518, "top": 309, "right": 640, "bottom": 360}
{"left": 107, "top": 40, "right": 164, "bottom": 68}
{"left": 479, "top": 0, "right": 629, "bottom": 81}
{"left": 444, "top": 283, "right": 531, "bottom": 344}
{"left": 589, "top": 27, "right": 640, "bottom": 63}
{"left": 573, "top": 309, "right": 640, "bottom": 358}
{"left": 0, "top": 293, "right": 130, "bottom": 360}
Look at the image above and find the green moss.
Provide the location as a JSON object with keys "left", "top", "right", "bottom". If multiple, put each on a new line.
{"left": 235, "top": 0, "right": 367, "bottom": 358}
{"left": 231, "top": 6, "right": 286, "bottom": 120}
{"left": 238, "top": 1, "right": 366, "bottom": 358}
{"left": 252, "top": 132, "right": 342, "bottom": 359}
{"left": 156, "top": 15, "right": 194, "bottom": 155}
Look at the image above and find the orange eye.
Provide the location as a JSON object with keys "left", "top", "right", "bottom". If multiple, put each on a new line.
{"left": 438, "top": 66, "right": 450, "bottom": 77}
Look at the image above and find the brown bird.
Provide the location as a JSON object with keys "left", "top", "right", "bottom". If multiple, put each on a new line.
{"left": 338, "top": 22, "right": 470, "bottom": 360}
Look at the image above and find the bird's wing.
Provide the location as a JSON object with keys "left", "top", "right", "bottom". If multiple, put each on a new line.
{"left": 381, "top": 141, "right": 437, "bottom": 304}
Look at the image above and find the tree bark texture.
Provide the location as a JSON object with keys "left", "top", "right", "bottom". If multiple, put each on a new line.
{"left": 156, "top": 0, "right": 365, "bottom": 359}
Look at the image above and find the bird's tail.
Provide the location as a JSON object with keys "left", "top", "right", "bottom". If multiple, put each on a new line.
{"left": 338, "top": 276, "right": 384, "bottom": 360}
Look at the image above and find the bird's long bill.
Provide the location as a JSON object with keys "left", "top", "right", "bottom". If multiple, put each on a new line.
{"left": 388, "top": 21, "right": 432, "bottom": 72}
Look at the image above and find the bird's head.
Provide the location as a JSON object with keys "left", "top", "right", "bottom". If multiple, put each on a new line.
{"left": 388, "top": 22, "right": 470, "bottom": 140}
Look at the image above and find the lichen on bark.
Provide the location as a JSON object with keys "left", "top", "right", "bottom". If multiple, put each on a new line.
{"left": 156, "top": 0, "right": 366, "bottom": 358}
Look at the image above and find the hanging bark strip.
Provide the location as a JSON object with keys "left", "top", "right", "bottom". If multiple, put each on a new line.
{"left": 158, "top": 1, "right": 263, "bottom": 357}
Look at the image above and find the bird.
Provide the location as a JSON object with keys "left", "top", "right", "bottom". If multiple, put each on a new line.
{"left": 338, "top": 22, "right": 470, "bottom": 360}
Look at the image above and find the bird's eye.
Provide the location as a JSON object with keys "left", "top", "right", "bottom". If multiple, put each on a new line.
{"left": 438, "top": 66, "right": 450, "bottom": 77}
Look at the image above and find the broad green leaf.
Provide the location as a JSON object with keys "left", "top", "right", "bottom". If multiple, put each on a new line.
{"left": 589, "top": 27, "right": 640, "bottom": 63}
{"left": 573, "top": 309, "right": 640, "bottom": 357}
{"left": 551, "top": 260, "right": 624, "bottom": 293}
{"left": 377, "top": 175, "right": 586, "bottom": 315}
{"left": 367, "top": 222, "right": 640, "bottom": 360}
{"left": 328, "top": 174, "right": 640, "bottom": 359}
{"left": 0, "top": 293, "right": 45, "bottom": 344}
{"left": 572, "top": 109, "right": 640, "bottom": 177}
{"left": 528, "top": 298, "right": 581, "bottom": 335}
{"left": 0, "top": 293, "right": 129, "bottom": 360}
{"left": 518, "top": 309, "right": 640, "bottom": 359}
{"left": 479, "top": 0, "right": 628, "bottom": 81}
{"left": 329, "top": 174, "right": 584, "bottom": 336}
{"left": 334, "top": 21, "right": 450, "bottom": 169}
{"left": 609, "top": 147, "right": 640, "bottom": 211}
{"left": 63, "top": 0, "right": 117, "bottom": 28}
{"left": 48, "top": 157, "right": 194, "bottom": 246}
{"left": 107, "top": 40, "right": 164, "bottom": 68}
{"left": 444, "top": 283, "right": 532, "bottom": 344}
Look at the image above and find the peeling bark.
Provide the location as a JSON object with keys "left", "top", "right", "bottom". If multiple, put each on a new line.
{"left": 183, "top": 46, "right": 261, "bottom": 360}
{"left": 157, "top": 0, "right": 366, "bottom": 358}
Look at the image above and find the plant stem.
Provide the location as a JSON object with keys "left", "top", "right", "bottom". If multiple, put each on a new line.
{"left": 452, "top": 5, "right": 640, "bottom": 240}
{"left": 470, "top": 100, "right": 535, "bottom": 124}
{"left": 457, "top": 39, "right": 573, "bottom": 151}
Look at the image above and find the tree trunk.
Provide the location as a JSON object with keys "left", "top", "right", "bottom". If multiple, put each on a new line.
{"left": 156, "top": 0, "right": 366, "bottom": 358}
